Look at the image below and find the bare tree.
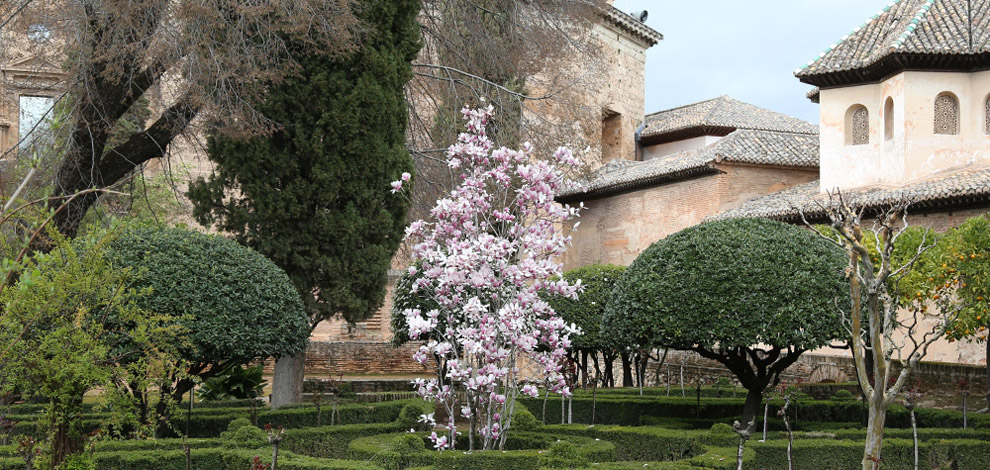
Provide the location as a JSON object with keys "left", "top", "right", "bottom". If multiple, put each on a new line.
{"left": 804, "top": 193, "right": 963, "bottom": 470}
{"left": 1, "top": 0, "right": 357, "bottom": 238}
{"left": 404, "top": 0, "right": 608, "bottom": 224}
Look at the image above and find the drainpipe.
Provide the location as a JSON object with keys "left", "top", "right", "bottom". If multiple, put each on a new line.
{"left": 634, "top": 123, "right": 645, "bottom": 161}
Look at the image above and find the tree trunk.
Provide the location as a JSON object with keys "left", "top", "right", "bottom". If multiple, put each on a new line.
{"left": 272, "top": 351, "right": 306, "bottom": 409}
{"left": 580, "top": 351, "right": 589, "bottom": 390}
{"left": 737, "top": 386, "right": 762, "bottom": 435}
{"left": 863, "top": 399, "right": 888, "bottom": 470}
{"left": 620, "top": 352, "right": 633, "bottom": 388}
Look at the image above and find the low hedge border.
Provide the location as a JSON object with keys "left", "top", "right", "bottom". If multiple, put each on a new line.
{"left": 544, "top": 424, "right": 703, "bottom": 462}
{"left": 520, "top": 396, "right": 990, "bottom": 430}
{"left": 347, "top": 431, "right": 615, "bottom": 469}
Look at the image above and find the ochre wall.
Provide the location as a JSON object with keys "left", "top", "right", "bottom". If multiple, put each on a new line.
{"left": 561, "top": 164, "right": 819, "bottom": 270}
{"left": 819, "top": 70, "right": 990, "bottom": 192}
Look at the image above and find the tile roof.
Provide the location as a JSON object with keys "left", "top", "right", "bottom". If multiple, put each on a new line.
{"left": 558, "top": 129, "right": 819, "bottom": 201}
{"left": 603, "top": 5, "right": 664, "bottom": 47}
{"left": 641, "top": 96, "right": 819, "bottom": 141}
{"left": 797, "top": 0, "right": 990, "bottom": 87}
{"left": 712, "top": 166, "right": 990, "bottom": 222}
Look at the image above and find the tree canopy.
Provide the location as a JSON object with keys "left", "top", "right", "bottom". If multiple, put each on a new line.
{"left": 548, "top": 264, "right": 625, "bottom": 353}
{"left": 108, "top": 226, "right": 309, "bottom": 380}
{"left": 605, "top": 217, "right": 850, "bottom": 436}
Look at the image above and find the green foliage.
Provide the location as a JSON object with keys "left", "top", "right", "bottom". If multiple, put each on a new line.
{"left": 397, "top": 402, "right": 432, "bottom": 431}
{"left": 831, "top": 390, "right": 855, "bottom": 401}
{"left": 227, "top": 425, "right": 267, "bottom": 448}
{"left": 708, "top": 423, "right": 734, "bottom": 436}
{"left": 107, "top": 226, "right": 309, "bottom": 368}
{"left": 58, "top": 453, "right": 96, "bottom": 470}
{"left": 606, "top": 218, "right": 849, "bottom": 352}
{"left": 541, "top": 440, "right": 590, "bottom": 469}
{"left": 224, "top": 418, "right": 254, "bottom": 435}
{"left": 188, "top": 0, "right": 422, "bottom": 326}
{"left": 511, "top": 408, "right": 539, "bottom": 432}
{"left": 199, "top": 365, "right": 267, "bottom": 401}
{"left": 0, "top": 228, "right": 184, "bottom": 462}
{"left": 389, "top": 433, "right": 426, "bottom": 454}
{"left": 940, "top": 215, "right": 990, "bottom": 343}
{"left": 546, "top": 264, "right": 626, "bottom": 351}
{"left": 390, "top": 263, "right": 440, "bottom": 346}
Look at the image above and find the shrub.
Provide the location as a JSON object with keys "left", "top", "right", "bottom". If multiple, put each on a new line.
{"left": 512, "top": 409, "right": 540, "bottom": 432}
{"left": 540, "top": 440, "right": 590, "bottom": 469}
{"left": 199, "top": 365, "right": 267, "bottom": 401}
{"left": 229, "top": 425, "right": 267, "bottom": 448}
{"left": 708, "top": 423, "right": 734, "bottom": 436}
{"left": 224, "top": 418, "right": 254, "bottom": 435}
{"left": 390, "top": 433, "right": 426, "bottom": 454}
{"left": 831, "top": 390, "right": 855, "bottom": 401}
{"left": 108, "top": 227, "right": 310, "bottom": 400}
{"left": 59, "top": 453, "right": 96, "bottom": 470}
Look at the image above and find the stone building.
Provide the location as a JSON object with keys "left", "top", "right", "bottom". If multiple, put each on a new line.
{"left": 718, "top": 0, "right": 990, "bottom": 365}
{"left": 0, "top": 18, "right": 62, "bottom": 159}
{"left": 559, "top": 96, "right": 820, "bottom": 269}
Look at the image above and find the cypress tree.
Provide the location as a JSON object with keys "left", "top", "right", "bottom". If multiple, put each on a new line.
{"left": 188, "top": 0, "right": 422, "bottom": 407}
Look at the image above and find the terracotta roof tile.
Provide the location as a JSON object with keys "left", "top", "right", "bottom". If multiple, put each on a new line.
{"left": 559, "top": 129, "right": 819, "bottom": 201}
{"left": 798, "top": 0, "right": 990, "bottom": 85}
{"left": 712, "top": 166, "right": 990, "bottom": 221}
{"left": 642, "top": 96, "right": 818, "bottom": 139}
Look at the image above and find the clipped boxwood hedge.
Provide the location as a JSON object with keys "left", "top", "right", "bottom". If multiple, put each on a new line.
{"left": 520, "top": 396, "right": 990, "bottom": 430}
{"left": 545, "top": 424, "right": 703, "bottom": 461}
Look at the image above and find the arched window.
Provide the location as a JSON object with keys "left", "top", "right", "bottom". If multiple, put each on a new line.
{"left": 846, "top": 105, "right": 870, "bottom": 145}
{"left": 934, "top": 93, "right": 959, "bottom": 135}
{"left": 884, "top": 97, "right": 894, "bottom": 141}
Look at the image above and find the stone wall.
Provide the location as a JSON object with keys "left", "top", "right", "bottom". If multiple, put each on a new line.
{"left": 264, "top": 341, "right": 431, "bottom": 377}
{"left": 562, "top": 163, "right": 819, "bottom": 269}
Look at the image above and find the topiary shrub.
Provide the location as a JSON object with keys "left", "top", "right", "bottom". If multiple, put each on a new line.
{"left": 512, "top": 409, "right": 539, "bottom": 432}
{"left": 831, "top": 390, "right": 856, "bottom": 401}
{"left": 397, "top": 402, "right": 432, "bottom": 431}
{"left": 108, "top": 226, "right": 311, "bottom": 407}
{"left": 224, "top": 418, "right": 254, "bottom": 436}
{"left": 540, "top": 440, "right": 589, "bottom": 469}
{"left": 228, "top": 425, "right": 267, "bottom": 448}
{"left": 390, "top": 433, "right": 426, "bottom": 454}
{"left": 709, "top": 423, "right": 735, "bottom": 436}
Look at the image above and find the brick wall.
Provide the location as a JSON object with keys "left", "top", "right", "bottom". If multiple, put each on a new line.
{"left": 562, "top": 163, "right": 819, "bottom": 270}
{"left": 263, "top": 341, "right": 432, "bottom": 377}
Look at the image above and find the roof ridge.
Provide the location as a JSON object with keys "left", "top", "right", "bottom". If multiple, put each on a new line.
{"left": 727, "top": 128, "right": 820, "bottom": 136}
{"left": 797, "top": 1, "right": 906, "bottom": 73}
{"left": 644, "top": 95, "right": 729, "bottom": 117}
{"left": 890, "top": 0, "right": 936, "bottom": 51}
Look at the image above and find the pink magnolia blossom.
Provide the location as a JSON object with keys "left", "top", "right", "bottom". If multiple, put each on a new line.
{"left": 398, "top": 106, "right": 582, "bottom": 451}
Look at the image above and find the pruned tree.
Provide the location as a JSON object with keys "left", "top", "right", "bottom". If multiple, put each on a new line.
{"left": 805, "top": 195, "right": 963, "bottom": 470}
{"left": 188, "top": 0, "right": 422, "bottom": 408}
{"left": 605, "top": 217, "right": 850, "bottom": 468}
{"left": 938, "top": 215, "right": 990, "bottom": 412}
{"left": 107, "top": 226, "right": 311, "bottom": 427}
{"left": 0, "top": 0, "right": 358, "bottom": 237}
{"left": 546, "top": 264, "right": 626, "bottom": 389}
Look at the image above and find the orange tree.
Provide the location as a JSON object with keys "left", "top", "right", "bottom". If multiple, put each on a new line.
{"left": 941, "top": 215, "right": 990, "bottom": 410}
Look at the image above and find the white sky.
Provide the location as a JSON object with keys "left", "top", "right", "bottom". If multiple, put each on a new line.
{"left": 611, "top": 0, "right": 894, "bottom": 123}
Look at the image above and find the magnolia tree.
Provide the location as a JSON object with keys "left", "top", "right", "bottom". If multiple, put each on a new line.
{"left": 393, "top": 106, "right": 583, "bottom": 452}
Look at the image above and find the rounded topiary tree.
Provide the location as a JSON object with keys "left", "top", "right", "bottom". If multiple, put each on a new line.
{"left": 108, "top": 227, "right": 310, "bottom": 411}
{"left": 547, "top": 264, "right": 626, "bottom": 387}
{"left": 605, "top": 218, "right": 849, "bottom": 438}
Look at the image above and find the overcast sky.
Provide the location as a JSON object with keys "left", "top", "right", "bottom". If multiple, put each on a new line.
{"left": 610, "top": 0, "right": 893, "bottom": 123}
